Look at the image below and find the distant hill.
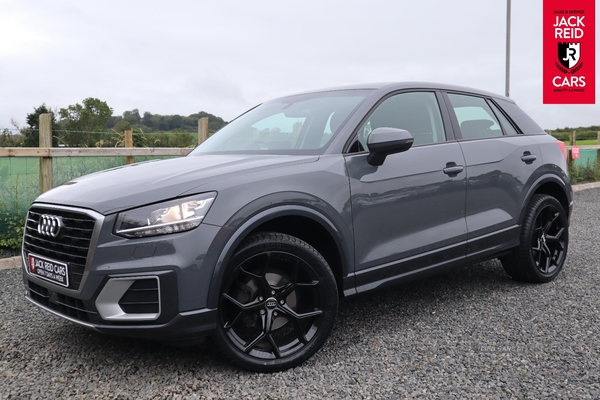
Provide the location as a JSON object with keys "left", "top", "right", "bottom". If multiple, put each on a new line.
{"left": 107, "top": 110, "right": 228, "bottom": 134}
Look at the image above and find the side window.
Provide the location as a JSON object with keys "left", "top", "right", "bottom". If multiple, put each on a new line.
{"left": 488, "top": 101, "right": 520, "bottom": 135}
{"left": 354, "top": 92, "right": 446, "bottom": 152}
{"left": 447, "top": 93, "right": 503, "bottom": 140}
{"left": 495, "top": 98, "right": 544, "bottom": 134}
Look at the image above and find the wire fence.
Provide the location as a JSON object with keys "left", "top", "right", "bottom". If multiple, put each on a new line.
{"left": 0, "top": 118, "right": 210, "bottom": 243}
{"left": 0, "top": 157, "right": 40, "bottom": 236}
{"left": 1, "top": 127, "right": 200, "bottom": 148}
{"left": 0, "top": 157, "right": 38, "bottom": 216}
{"left": 0, "top": 154, "right": 177, "bottom": 234}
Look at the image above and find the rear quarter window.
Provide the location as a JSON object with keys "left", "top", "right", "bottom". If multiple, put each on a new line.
{"left": 494, "top": 98, "right": 544, "bottom": 134}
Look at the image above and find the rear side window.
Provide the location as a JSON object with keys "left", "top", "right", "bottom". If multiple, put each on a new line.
{"left": 494, "top": 98, "right": 544, "bottom": 134}
{"left": 447, "top": 93, "right": 503, "bottom": 139}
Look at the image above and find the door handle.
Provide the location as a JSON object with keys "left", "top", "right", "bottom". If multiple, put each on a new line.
{"left": 443, "top": 163, "right": 464, "bottom": 175}
{"left": 521, "top": 152, "right": 537, "bottom": 163}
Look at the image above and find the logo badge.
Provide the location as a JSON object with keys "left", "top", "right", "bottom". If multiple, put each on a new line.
{"left": 558, "top": 42, "right": 581, "bottom": 69}
{"left": 543, "top": 0, "right": 595, "bottom": 104}
{"left": 37, "top": 215, "right": 63, "bottom": 238}
{"left": 265, "top": 298, "right": 277, "bottom": 309}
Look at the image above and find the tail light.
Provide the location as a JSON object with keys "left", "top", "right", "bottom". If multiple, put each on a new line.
{"left": 556, "top": 140, "right": 568, "bottom": 162}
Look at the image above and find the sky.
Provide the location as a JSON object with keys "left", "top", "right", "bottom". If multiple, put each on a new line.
{"left": 0, "top": 0, "right": 598, "bottom": 132}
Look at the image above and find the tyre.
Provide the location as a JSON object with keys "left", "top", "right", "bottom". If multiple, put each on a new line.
{"left": 214, "top": 232, "right": 338, "bottom": 372}
{"left": 501, "top": 194, "right": 568, "bottom": 283}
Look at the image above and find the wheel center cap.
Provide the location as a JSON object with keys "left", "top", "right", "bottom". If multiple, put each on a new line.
{"left": 265, "top": 297, "right": 278, "bottom": 309}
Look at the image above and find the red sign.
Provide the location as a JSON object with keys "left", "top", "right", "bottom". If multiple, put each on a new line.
{"left": 571, "top": 146, "right": 581, "bottom": 159}
{"left": 543, "top": 0, "right": 595, "bottom": 104}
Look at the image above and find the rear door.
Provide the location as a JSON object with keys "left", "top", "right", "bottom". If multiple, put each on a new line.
{"left": 443, "top": 92, "right": 542, "bottom": 260}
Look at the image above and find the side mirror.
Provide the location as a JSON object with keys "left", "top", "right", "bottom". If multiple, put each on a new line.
{"left": 366, "top": 127, "right": 414, "bottom": 166}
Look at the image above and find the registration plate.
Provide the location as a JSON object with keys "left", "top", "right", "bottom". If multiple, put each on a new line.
{"left": 28, "top": 253, "right": 69, "bottom": 287}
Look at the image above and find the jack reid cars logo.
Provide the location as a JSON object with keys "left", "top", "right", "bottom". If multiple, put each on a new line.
{"left": 552, "top": 15, "right": 586, "bottom": 86}
{"left": 37, "top": 215, "right": 63, "bottom": 238}
{"left": 558, "top": 42, "right": 581, "bottom": 70}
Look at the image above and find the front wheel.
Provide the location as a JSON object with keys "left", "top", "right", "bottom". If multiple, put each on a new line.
{"left": 501, "top": 194, "right": 569, "bottom": 283}
{"left": 214, "top": 232, "right": 338, "bottom": 372}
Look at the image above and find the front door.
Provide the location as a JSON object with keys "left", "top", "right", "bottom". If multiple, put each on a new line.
{"left": 345, "top": 91, "right": 468, "bottom": 292}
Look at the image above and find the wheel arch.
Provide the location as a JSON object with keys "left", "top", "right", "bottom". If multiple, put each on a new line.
{"left": 206, "top": 201, "right": 353, "bottom": 309}
{"left": 519, "top": 174, "right": 572, "bottom": 226}
{"left": 248, "top": 215, "right": 346, "bottom": 289}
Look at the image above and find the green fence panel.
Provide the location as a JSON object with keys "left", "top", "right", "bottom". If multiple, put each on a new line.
{"left": 0, "top": 155, "right": 179, "bottom": 234}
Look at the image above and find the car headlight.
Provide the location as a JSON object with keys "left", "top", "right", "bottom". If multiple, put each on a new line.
{"left": 114, "top": 192, "right": 216, "bottom": 238}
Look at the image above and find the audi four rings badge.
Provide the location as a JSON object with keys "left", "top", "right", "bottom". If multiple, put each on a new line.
{"left": 37, "top": 215, "right": 62, "bottom": 238}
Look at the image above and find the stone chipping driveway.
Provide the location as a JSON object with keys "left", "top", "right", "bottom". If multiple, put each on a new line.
{"left": 0, "top": 187, "right": 599, "bottom": 399}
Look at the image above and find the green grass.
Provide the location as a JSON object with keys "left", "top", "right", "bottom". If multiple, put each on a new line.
{"left": 562, "top": 139, "right": 598, "bottom": 146}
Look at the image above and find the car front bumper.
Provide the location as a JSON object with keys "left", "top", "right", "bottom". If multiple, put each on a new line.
{"left": 24, "top": 283, "right": 217, "bottom": 343}
{"left": 22, "top": 207, "right": 224, "bottom": 343}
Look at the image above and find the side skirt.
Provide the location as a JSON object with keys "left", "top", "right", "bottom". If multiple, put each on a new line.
{"left": 345, "top": 225, "right": 520, "bottom": 296}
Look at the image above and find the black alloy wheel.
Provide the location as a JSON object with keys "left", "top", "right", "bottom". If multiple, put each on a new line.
{"left": 215, "top": 232, "right": 338, "bottom": 372}
{"left": 501, "top": 194, "right": 568, "bottom": 283}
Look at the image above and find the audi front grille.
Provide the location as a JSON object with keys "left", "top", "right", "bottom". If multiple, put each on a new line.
{"left": 23, "top": 206, "right": 99, "bottom": 291}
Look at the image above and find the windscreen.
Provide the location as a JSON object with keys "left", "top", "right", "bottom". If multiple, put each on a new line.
{"left": 189, "top": 90, "right": 369, "bottom": 155}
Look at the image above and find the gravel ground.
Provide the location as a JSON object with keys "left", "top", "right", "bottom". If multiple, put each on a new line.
{"left": 1, "top": 189, "right": 599, "bottom": 399}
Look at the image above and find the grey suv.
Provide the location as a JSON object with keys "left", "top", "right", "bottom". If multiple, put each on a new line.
{"left": 22, "top": 83, "right": 572, "bottom": 372}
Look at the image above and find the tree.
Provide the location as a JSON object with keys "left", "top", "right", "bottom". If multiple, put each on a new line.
{"left": 189, "top": 111, "right": 228, "bottom": 133}
{"left": 142, "top": 112, "right": 153, "bottom": 128}
{"left": 156, "top": 116, "right": 169, "bottom": 131}
{"left": 113, "top": 120, "right": 132, "bottom": 133}
{"left": 58, "top": 98, "right": 113, "bottom": 146}
{"left": 0, "top": 128, "right": 23, "bottom": 147}
{"left": 123, "top": 109, "right": 141, "bottom": 125}
{"left": 59, "top": 98, "right": 113, "bottom": 133}
{"left": 106, "top": 115, "right": 121, "bottom": 129}
{"left": 24, "top": 103, "right": 58, "bottom": 147}
{"left": 169, "top": 114, "right": 183, "bottom": 130}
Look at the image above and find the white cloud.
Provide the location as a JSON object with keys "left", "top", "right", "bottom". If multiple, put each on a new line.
{"left": 0, "top": 0, "right": 597, "bottom": 130}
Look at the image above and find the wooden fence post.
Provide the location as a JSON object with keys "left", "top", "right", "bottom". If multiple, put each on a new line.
{"left": 124, "top": 130, "right": 133, "bottom": 164}
{"left": 39, "top": 113, "right": 53, "bottom": 193}
{"left": 198, "top": 117, "right": 208, "bottom": 144}
{"left": 569, "top": 130, "right": 576, "bottom": 146}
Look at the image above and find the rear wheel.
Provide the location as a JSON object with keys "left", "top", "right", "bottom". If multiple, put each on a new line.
{"left": 214, "top": 232, "right": 338, "bottom": 372}
{"left": 501, "top": 194, "right": 568, "bottom": 283}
